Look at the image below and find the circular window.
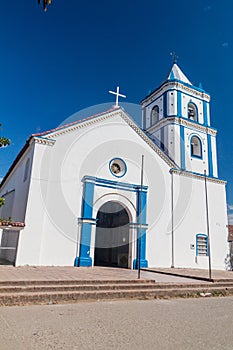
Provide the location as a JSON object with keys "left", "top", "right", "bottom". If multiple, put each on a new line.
{"left": 109, "top": 158, "right": 127, "bottom": 178}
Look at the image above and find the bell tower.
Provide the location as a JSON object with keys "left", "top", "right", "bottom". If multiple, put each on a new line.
{"left": 141, "top": 63, "right": 218, "bottom": 177}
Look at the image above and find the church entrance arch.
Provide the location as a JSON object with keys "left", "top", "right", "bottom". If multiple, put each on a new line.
{"left": 94, "top": 201, "right": 130, "bottom": 268}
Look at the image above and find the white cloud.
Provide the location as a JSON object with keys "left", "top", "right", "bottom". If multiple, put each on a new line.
{"left": 228, "top": 204, "right": 233, "bottom": 224}
{"left": 228, "top": 213, "right": 233, "bottom": 225}
{"left": 222, "top": 42, "right": 229, "bottom": 48}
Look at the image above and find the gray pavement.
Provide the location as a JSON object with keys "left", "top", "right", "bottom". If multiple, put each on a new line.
{"left": 0, "top": 266, "right": 209, "bottom": 284}
{"left": 146, "top": 267, "right": 233, "bottom": 281}
{"left": 1, "top": 297, "right": 233, "bottom": 349}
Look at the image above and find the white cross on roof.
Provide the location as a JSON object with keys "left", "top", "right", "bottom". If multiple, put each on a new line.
{"left": 109, "top": 86, "right": 126, "bottom": 107}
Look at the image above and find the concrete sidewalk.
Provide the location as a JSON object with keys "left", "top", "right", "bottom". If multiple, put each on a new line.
{"left": 144, "top": 267, "right": 233, "bottom": 282}
{"left": 0, "top": 266, "right": 210, "bottom": 284}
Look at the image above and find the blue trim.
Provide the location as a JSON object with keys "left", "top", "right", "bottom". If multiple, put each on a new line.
{"left": 196, "top": 234, "right": 209, "bottom": 256}
{"left": 203, "top": 101, "right": 209, "bottom": 126}
{"left": 180, "top": 125, "right": 185, "bottom": 170}
{"left": 163, "top": 92, "right": 167, "bottom": 117}
{"left": 76, "top": 176, "right": 149, "bottom": 269}
{"left": 207, "top": 134, "right": 213, "bottom": 177}
{"left": 177, "top": 91, "right": 182, "bottom": 117}
{"left": 169, "top": 71, "right": 175, "bottom": 80}
{"left": 109, "top": 158, "right": 127, "bottom": 178}
{"left": 83, "top": 175, "right": 148, "bottom": 192}
{"left": 133, "top": 189, "right": 148, "bottom": 269}
{"left": 160, "top": 128, "right": 165, "bottom": 151}
{"left": 190, "top": 135, "right": 203, "bottom": 159}
{"left": 75, "top": 181, "right": 94, "bottom": 267}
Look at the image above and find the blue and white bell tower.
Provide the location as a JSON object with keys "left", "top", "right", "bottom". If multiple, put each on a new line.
{"left": 141, "top": 63, "right": 218, "bottom": 177}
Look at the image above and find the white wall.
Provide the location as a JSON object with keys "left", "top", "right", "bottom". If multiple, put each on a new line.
{"left": 167, "top": 90, "right": 177, "bottom": 116}
{"left": 0, "top": 144, "right": 34, "bottom": 222}
{"left": 16, "top": 112, "right": 173, "bottom": 266}
{"left": 172, "top": 174, "right": 228, "bottom": 269}
{"left": 181, "top": 93, "right": 204, "bottom": 124}
{"left": 4, "top": 109, "right": 228, "bottom": 270}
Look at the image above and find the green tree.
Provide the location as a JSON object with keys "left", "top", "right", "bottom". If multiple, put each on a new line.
{"left": 0, "top": 124, "right": 10, "bottom": 208}
{"left": 38, "top": 0, "right": 53, "bottom": 12}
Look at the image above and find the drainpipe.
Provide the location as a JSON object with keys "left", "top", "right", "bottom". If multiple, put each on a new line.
{"left": 170, "top": 169, "right": 174, "bottom": 268}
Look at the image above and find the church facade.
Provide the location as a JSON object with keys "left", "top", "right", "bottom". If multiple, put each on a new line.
{"left": 0, "top": 64, "right": 229, "bottom": 269}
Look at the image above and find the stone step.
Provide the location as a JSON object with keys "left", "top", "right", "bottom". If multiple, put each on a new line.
{"left": 1, "top": 280, "right": 233, "bottom": 293}
{"left": 0, "top": 286, "right": 233, "bottom": 306}
{"left": 0, "top": 283, "right": 161, "bottom": 294}
{"left": 0, "top": 279, "right": 155, "bottom": 287}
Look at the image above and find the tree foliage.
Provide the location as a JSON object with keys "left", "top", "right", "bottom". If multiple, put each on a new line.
{"left": 0, "top": 124, "right": 10, "bottom": 148}
{"left": 0, "top": 123, "right": 10, "bottom": 208}
{"left": 38, "top": 0, "right": 53, "bottom": 12}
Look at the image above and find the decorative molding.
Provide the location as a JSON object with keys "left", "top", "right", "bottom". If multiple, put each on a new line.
{"left": 78, "top": 218, "right": 97, "bottom": 225}
{"left": 34, "top": 137, "right": 56, "bottom": 146}
{"left": 170, "top": 168, "right": 226, "bottom": 184}
{"left": 146, "top": 116, "right": 217, "bottom": 136}
{"left": 142, "top": 81, "right": 210, "bottom": 106}
{"left": 83, "top": 175, "right": 148, "bottom": 192}
{"left": 129, "top": 222, "right": 149, "bottom": 230}
{"left": 45, "top": 111, "right": 119, "bottom": 139}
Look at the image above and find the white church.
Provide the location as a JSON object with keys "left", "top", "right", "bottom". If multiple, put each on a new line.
{"left": 0, "top": 63, "right": 229, "bottom": 270}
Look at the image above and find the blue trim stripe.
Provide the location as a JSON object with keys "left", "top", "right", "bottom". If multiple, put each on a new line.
{"left": 75, "top": 181, "right": 95, "bottom": 267}
{"left": 133, "top": 189, "right": 148, "bottom": 269}
{"left": 207, "top": 134, "right": 213, "bottom": 177}
{"left": 76, "top": 176, "right": 149, "bottom": 269}
{"left": 203, "top": 101, "right": 209, "bottom": 126}
{"left": 163, "top": 92, "right": 167, "bottom": 117}
{"left": 190, "top": 135, "right": 203, "bottom": 159}
{"left": 180, "top": 125, "right": 185, "bottom": 170}
{"left": 83, "top": 175, "right": 148, "bottom": 191}
{"left": 177, "top": 91, "right": 182, "bottom": 117}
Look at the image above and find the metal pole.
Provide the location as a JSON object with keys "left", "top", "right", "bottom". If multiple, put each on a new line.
{"left": 171, "top": 170, "right": 174, "bottom": 268}
{"left": 138, "top": 155, "right": 144, "bottom": 279}
{"left": 204, "top": 170, "right": 212, "bottom": 280}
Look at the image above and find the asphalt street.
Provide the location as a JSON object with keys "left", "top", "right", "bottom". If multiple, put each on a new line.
{"left": 0, "top": 297, "right": 233, "bottom": 350}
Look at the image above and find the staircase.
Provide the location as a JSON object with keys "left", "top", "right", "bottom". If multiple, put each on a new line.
{"left": 1, "top": 279, "right": 233, "bottom": 306}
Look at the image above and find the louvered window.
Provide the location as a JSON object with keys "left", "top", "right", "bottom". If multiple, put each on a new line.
{"left": 196, "top": 234, "right": 208, "bottom": 256}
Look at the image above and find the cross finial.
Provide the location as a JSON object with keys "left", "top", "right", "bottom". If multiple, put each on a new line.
{"left": 170, "top": 52, "right": 179, "bottom": 64}
{"left": 109, "top": 86, "right": 126, "bottom": 108}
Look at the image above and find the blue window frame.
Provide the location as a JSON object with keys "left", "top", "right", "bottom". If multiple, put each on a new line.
{"left": 196, "top": 234, "right": 208, "bottom": 256}
{"left": 188, "top": 102, "right": 198, "bottom": 122}
{"left": 190, "top": 135, "right": 202, "bottom": 159}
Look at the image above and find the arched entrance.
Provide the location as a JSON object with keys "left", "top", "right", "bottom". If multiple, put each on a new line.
{"left": 94, "top": 201, "right": 130, "bottom": 268}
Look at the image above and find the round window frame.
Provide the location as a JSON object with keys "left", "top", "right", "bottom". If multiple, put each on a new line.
{"left": 109, "top": 158, "right": 127, "bottom": 178}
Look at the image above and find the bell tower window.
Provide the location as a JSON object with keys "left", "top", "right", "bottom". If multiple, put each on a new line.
{"left": 188, "top": 103, "right": 198, "bottom": 122}
{"left": 190, "top": 135, "right": 202, "bottom": 158}
{"left": 151, "top": 105, "right": 159, "bottom": 125}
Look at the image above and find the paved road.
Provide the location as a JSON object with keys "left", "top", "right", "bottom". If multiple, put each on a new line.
{"left": 0, "top": 297, "right": 233, "bottom": 350}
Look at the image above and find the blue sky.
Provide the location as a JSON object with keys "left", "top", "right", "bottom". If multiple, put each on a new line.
{"left": 0, "top": 0, "right": 232, "bottom": 220}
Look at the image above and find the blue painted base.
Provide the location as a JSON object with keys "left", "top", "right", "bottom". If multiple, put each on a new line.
{"left": 74, "top": 257, "right": 92, "bottom": 267}
{"left": 133, "top": 259, "right": 148, "bottom": 270}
